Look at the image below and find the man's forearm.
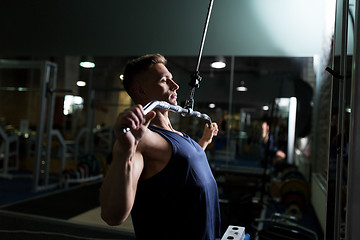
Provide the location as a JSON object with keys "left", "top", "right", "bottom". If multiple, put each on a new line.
{"left": 198, "top": 138, "right": 210, "bottom": 150}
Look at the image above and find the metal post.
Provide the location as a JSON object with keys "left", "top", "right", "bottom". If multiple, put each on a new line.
{"left": 85, "top": 69, "right": 94, "bottom": 155}
{"left": 44, "top": 62, "right": 57, "bottom": 186}
{"left": 32, "top": 62, "right": 50, "bottom": 192}
{"left": 226, "top": 56, "right": 235, "bottom": 165}
{"left": 31, "top": 61, "right": 58, "bottom": 192}
{"left": 334, "top": 0, "right": 349, "bottom": 238}
{"left": 287, "top": 97, "right": 297, "bottom": 165}
{"left": 0, "top": 128, "right": 9, "bottom": 176}
{"left": 346, "top": 0, "right": 360, "bottom": 239}
{"left": 51, "top": 130, "right": 66, "bottom": 174}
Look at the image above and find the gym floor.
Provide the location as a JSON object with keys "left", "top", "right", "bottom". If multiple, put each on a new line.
{"left": 0, "top": 163, "right": 323, "bottom": 240}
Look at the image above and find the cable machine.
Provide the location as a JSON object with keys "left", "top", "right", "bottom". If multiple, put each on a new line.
{"left": 0, "top": 60, "right": 62, "bottom": 192}
{"left": 346, "top": 0, "right": 360, "bottom": 239}
{"left": 120, "top": 0, "right": 216, "bottom": 132}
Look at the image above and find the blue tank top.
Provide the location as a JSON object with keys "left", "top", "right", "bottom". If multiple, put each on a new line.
{"left": 131, "top": 125, "right": 221, "bottom": 240}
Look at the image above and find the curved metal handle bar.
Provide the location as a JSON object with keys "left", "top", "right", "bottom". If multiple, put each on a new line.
{"left": 120, "top": 101, "right": 212, "bottom": 134}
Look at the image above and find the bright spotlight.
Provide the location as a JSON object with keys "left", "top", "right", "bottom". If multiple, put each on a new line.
{"left": 210, "top": 61, "right": 226, "bottom": 69}
{"left": 80, "top": 61, "right": 95, "bottom": 68}
{"left": 236, "top": 86, "right": 248, "bottom": 92}
{"left": 77, "top": 81, "right": 86, "bottom": 87}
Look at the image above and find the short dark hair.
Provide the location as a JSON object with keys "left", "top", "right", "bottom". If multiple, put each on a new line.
{"left": 122, "top": 54, "right": 167, "bottom": 98}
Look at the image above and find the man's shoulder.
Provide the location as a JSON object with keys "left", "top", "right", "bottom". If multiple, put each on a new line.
{"left": 137, "top": 128, "right": 167, "bottom": 153}
{"left": 137, "top": 128, "right": 173, "bottom": 179}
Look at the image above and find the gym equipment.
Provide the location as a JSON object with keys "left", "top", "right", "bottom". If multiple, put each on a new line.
{"left": 61, "top": 163, "right": 102, "bottom": 188}
{"left": 183, "top": 0, "right": 214, "bottom": 111}
{"left": 0, "top": 60, "right": 58, "bottom": 192}
{"left": 278, "top": 169, "right": 310, "bottom": 217}
{"left": 0, "top": 127, "right": 19, "bottom": 178}
{"left": 268, "top": 168, "right": 311, "bottom": 217}
{"left": 281, "top": 168, "right": 307, "bottom": 182}
{"left": 79, "top": 154, "right": 100, "bottom": 176}
{"left": 121, "top": 101, "right": 212, "bottom": 134}
{"left": 94, "top": 126, "right": 114, "bottom": 153}
{"left": 94, "top": 152, "right": 108, "bottom": 175}
{"left": 121, "top": 0, "right": 215, "bottom": 135}
{"left": 57, "top": 123, "right": 109, "bottom": 188}
{"left": 256, "top": 213, "right": 318, "bottom": 240}
{"left": 347, "top": 1, "right": 360, "bottom": 238}
{"left": 74, "top": 127, "right": 90, "bottom": 161}
{"left": 60, "top": 150, "right": 107, "bottom": 188}
{"left": 221, "top": 225, "right": 247, "bottom": 240}
{"left": 277, "top": 167, "right": 311, "bottom": 217}
{"left": 258, "top": 225, "right": 317, "bottom": 240}
{"left": 280, "top": 179, "right": 310, "bottom": 216}
{"left": 0, "top": 60, "right": 79, "bottom": 192}
{"left": 74, "top": 126, "right": 114, "bottom": 163}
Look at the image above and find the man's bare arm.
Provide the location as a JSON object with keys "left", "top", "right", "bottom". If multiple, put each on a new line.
{"left": 99, "top": 105, "right": 155, "bottom": 225}
{"left": 198, "top": 122, "right": 218, "bottom": 150}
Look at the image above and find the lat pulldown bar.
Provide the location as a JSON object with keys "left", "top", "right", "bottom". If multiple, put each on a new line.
{"left": 121, "top": 100, "right": 212, "bottom": 134}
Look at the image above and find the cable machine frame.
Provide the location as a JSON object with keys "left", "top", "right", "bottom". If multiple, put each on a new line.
{"left": 0, "top": 59, "right": 62, "bottom": 192}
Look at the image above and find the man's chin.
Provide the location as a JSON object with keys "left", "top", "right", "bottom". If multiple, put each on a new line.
{"left": 167, "top": 98, "right": 177, "bottom": 106}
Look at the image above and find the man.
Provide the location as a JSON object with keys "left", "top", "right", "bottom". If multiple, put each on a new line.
{"left": 261, "top": 119, "right": 286, "bottom": 169}
{"left": 99, "top": 54, "right": 221, "bottom": 239}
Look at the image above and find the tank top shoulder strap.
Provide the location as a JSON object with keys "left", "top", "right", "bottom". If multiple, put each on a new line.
{"left": 148, "top": 125, "right": 189, "bottom": 152}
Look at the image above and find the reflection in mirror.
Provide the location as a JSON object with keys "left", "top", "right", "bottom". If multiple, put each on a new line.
{"left": 0, "top": 55, "right": 323, "bottom": 239}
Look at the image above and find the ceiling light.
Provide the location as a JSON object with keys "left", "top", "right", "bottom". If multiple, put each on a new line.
{"left": 236, "top": 86, "right": 247, "bottom": 92}
{"left": 119, "top": 74, "right": 124, "bottom": 80}
{"left": 262, "top": 105, "right": 269, "bottom": 111}
{"left": 211, "top": 61, "right": 226, "bottom": 69}
{"left": 80, "top": 61, "right": 95, "bottom": 68}
{"left": 209, "top": 103, "right": 216, "bottom": 109}
{"left": 77, "top": 80, "right": 86, "bottom": 87}
{"left": 236, "top": 81, "right": 247, "bottom": 92}
{"left": 210, "top": 56, "right": 226, "bottom": 69}
{"left": 79, "top": 56, "right": 95, "bottom": 68}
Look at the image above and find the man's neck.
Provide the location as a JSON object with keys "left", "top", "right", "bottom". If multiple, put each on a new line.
{"left": 150, "top": 110, "right": 171, "bottom": 129}
{"left": 150, "top": 110, "right": 183, "bottom": 136}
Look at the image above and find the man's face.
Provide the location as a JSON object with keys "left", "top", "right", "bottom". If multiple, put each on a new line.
{"left": 137, "top": 63, "right": 179, "bottom": 105}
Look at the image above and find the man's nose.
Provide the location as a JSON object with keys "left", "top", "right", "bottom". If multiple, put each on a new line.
{"left": 168, "top": 79, "right": 179, "bottom": 90}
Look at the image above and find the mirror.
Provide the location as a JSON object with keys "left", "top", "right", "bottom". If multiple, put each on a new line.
{"left": 0, "top": 0, "right": 344, "bottom": 239}
{"left": 0, "top": 54, "right": 320, "bottom": 238}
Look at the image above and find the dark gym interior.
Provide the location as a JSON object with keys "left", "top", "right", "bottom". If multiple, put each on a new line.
{"left": 1, "top": 1, "right": 360, "bottom": 239}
